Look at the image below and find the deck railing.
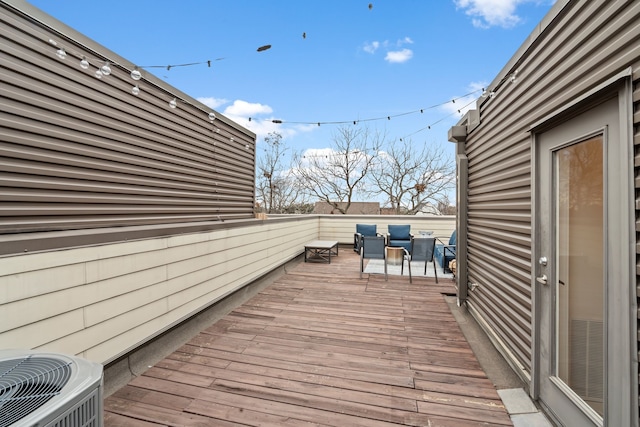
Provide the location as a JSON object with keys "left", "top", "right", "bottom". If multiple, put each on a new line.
{"left": 0, "top": 215, "right": 455, "bottom": 364}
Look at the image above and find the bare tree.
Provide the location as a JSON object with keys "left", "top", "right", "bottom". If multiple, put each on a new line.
{"left": 293, "top": 126, "right": 383, "bottom": 214}
{"left": 437, "top": 194, "right": 457, "bottom": 215}
{"left": 256, "top": 132, "right": 307, "bottom": 213}
{"left": 369, "top": 139, "right": 456, "bottom": 214}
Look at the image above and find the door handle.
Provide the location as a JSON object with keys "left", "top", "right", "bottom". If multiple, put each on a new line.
{"left": 536, "top": 274, "right": 548, "bottom": 285}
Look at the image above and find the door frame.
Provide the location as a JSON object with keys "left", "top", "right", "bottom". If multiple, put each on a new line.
{"left": 530, "top": 68, "right": 636, "bottom": 426}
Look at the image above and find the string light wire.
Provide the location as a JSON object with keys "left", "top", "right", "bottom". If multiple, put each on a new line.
{"left": 40, "top": 19, "right": 501, "bottom": 144}
{"left": 261, "top": 89, "right": 482, "bottom": 127}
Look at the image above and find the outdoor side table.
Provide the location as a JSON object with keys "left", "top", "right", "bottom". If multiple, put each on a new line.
{"left": 386, "top": 246, "right": 404, "bottom": 266}
{"left": 304, "top": 240, "right": 339, "bottom": 263}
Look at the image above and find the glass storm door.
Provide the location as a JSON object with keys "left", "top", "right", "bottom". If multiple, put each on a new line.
{"left": 535, "top": 94, "right": 632, "bottom": 426}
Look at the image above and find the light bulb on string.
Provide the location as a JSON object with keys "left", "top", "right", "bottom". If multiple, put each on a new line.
{"left": 131, "top": 85, "right": 140, "bottom": 96}
{"left": 208, "top": 112, "right": 216, "bottom": 122}
{"left": 245, "top": 144, "right": 250, "bottom": 150}
{"left": 101, "top": 61, "right": 111, "bottom": 76}
{"left": 94, "top": 69, "right": 103, "bottom": 79}
{"left": 56, "top": 47, "right": 66, "bottom": 60}
{"left": 169, "top": 98, "right": 177, "bottom": 109}
{"left": 130, "top": 67, "right": 142, "bottom": 81}
{"left": 80, "top": 56, "right": 89, "bottom": 69}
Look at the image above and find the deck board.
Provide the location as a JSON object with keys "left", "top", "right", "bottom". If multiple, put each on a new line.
{"left": 104, "top": 247, "right": 513, "bottom": 426}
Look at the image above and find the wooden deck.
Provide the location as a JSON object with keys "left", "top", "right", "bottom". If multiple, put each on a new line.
{"left": 104, "top": 248, "right": 513, "bottom": 426}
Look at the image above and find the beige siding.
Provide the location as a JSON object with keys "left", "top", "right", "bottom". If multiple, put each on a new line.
{"left": 463, "top": 0, "right": 639, "bottom": 377}
{"left": 0, "top": 217, "right": 317, "bottom": 363}
{"left": 317, "top": 215, "right": 456, "bottom": 244}
{"left": 0, "top": 215, "right": 455, "bottom": 363}
{"left": 1, "top": 1, "right": 256, "bottom": 236}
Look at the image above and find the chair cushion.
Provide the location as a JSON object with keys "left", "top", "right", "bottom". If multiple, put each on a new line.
{"left": 434, "top": 243, "right": 456, "bottom": 273}
{"left": 356, "top": 224, "right": 377, "bottom": 236}
{"left": 449, "top": 229, "right": 457, "bottom": 245}
{"left": 388, "top": 224, "right": 410, "bottom": 240}
{"left": 389, "top": 239, "right": 411, "bottom": 252}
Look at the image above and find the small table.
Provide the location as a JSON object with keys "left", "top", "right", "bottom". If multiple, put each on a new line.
{"left": 304, "top": 240, "right": 339, "bottom": 263}
{"left": 386, "top": 246, "right": 404, "bottom": 266}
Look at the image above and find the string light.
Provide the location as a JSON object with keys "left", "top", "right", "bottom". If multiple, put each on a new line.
{"left": 140, "top": 58, "right": 225, "bottom": 69}
{"left": 398, "top": 97, "right": 478, "bottom": 141}
{"left": 100, "top": 61, "right": 111, "bottom": 76}
{"left": 43, "top": 34, "right": 500, "bottom": 140}
{"left": 130, "top": 67, "right": 142, "bottom": 80}
{"left": 45, "top": 36, "right": 223, "bottom": 125}
{"left": 264, "top": 89, "right": 482, "bottom": 128}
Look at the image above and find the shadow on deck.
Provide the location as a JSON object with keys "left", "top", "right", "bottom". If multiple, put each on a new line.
{"left": 104, "top": 247, "right": 515, "bottom": 426}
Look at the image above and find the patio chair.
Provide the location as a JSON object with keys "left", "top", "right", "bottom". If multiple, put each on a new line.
{"left": 386, "top": 224, "right": 412, "bottom": 253}
{"left": 401, "top": 236, "right": 437, "bottom": 284}
{"left": 359, "top": 235, "right": 387, "bottom": 280}
{"left": 354, "top": 223, "right": 379, "bottom": 253}
{"left": 434, "top": 230, "right": 456, "bottom": 274}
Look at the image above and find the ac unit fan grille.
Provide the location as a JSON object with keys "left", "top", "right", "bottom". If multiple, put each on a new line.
{"left": 0, "top": 356, "right": 72, "bottom": 427}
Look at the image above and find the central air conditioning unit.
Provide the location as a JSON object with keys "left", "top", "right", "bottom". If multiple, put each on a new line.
{"left": 0, "top": 349, "right": 103, "bottom": 427}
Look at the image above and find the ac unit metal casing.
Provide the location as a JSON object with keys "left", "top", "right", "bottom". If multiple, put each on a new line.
{"left": 0, "top": 349, "right": 103, "bottom": 427}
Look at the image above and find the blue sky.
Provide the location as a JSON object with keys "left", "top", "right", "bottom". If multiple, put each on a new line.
{"left": 28, "top": 0, "right": 554, "bottom": 160}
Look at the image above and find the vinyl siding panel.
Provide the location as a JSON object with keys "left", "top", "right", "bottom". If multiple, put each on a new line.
{"left": 0, "top": 217, "right": 317, "bottom": 363}
{"left": 1, "top": 1, "right": 256, "bottom": 236}
{"left": 464, "top": 0, "right": 639, "bottom": 378}
{"left": 316, "top": 215, "right": 456, "bottom": 244}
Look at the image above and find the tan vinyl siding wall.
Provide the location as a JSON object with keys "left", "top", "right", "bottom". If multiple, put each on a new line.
{"left": 0, "top": 214, "right": 455, "bottom": 364}
{"left": 0, "top": 217, "right": 317, "bottom": 364}
{"left": 316, "top": 215, "right": 456, "bottom": 244}
{"left": 1, "top": 1, "right": 256, "bottom": 235}
{"left": 464, "top": 0, "right": 639, "bottom": 377}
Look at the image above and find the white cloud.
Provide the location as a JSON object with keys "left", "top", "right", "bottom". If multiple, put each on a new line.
{"left": 196, "top": 96, "right": 228, "bottom": 109}
{"left": 363, "top": 41, "right": 380, "bottom": 54}
{"left": 454, "top": 0, "right": 528, "bottom": 29}
{"left": 399, "top": 36, "right": 414, "bottom": 45}
{"left": 203, "top": 99, "right": 316, "bottom": 144}
{"left": 365, "top": 37, "right": 415, "bottom": 63}
{"left": 441, "top": 81, "right": 488, "bottom": 116}
{"left": 196, "top": 98, "right": 319, "bottom": 144}
{"left": 385, "top": 48, "right": 413, "bottom": 63}
{"left": 224, "top": 100, "right": 273, "bottom": 116}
